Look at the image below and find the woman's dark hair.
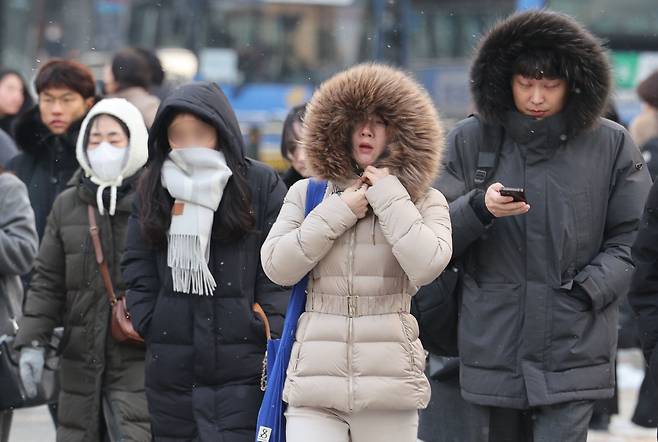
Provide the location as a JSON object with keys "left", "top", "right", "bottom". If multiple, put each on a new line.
{"left": 138, "top": 111, "right": 254, "bottom": 248}
{"left": 112, "top": 48, "right": 152, "bottom": 91}
{"left": 133, "top": 47, "right": 165, "bottom": 87}
{"left": 512, "top": 49, "right": 566, "bottom": 80}
{"left": 280, "top": 103, "right": 307, "bottom": 159}
{"left": 82, "top": 113, "right": 130, "bottom": 148}
{"left": 637, "top": 70, "right": 658, "bottom": 109}
{"left": 35, "top": 59, "right": 95, "bottom": 98}
{"left": 0, "top": 69, "right": 34, "bottom": 113}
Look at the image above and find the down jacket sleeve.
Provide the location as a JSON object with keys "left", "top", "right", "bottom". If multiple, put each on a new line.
{"left": 629, "top": 179, "right": 658, "bottom": 362}
{"left": 0, "top": 173, "right": 38, "bottom": 276}
{"left": 121, "top": 197, "right": 160, "bottom": 339}
{"left": 575, "top": 131, "right": 651, "bottom": 311}
{"left": 14, "top": 195, "right": 66, "bottom": 348}
{"left": 261, "top": 179, "right": 358, "bottom": 286}
{"left": 254, "top": 172, "right": 289, "bottom": 338}
{"left": 366, "top": 175, "right": 452, "bottom": 287}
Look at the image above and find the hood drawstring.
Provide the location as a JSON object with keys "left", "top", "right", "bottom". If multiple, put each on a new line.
{"left": 75, "top": 98, "right": 149, "bottom": 216}
{"left": 93, "top": 176, "right": 123, "bottom": 216}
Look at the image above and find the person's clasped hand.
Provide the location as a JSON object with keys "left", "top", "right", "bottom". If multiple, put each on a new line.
{"left": 361, "top": 166, "right": 390, "bottom": 186}
{"left": 340, "top": 180, "right": 369, "bottom": 219}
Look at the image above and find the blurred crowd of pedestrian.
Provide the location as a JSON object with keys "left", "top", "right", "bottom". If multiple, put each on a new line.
{"left": 1, "top": 8, "right": 658, "bottom": 442}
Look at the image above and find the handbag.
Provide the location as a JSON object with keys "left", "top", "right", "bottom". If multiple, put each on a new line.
{"left": 0, "top": 290, "right": 60, "bottom": 410}
{"left": 87, "top": 205, "right": 144, "bottom": 346}
{"left": 255, "top": 179, "right": 327, "bottom": 442}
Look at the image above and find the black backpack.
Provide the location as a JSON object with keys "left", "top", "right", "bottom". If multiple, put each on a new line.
{"left": 411, "top": 115, "right": 504, "bottom": 358}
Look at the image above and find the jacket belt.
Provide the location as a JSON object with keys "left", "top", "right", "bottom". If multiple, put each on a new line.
{"left": 306, "top": 292, "right": 412, "bottom": 317}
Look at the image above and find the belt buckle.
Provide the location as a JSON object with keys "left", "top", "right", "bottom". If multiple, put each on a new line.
{"left": 347, "top": 295, "right": 359, "bottom": 317}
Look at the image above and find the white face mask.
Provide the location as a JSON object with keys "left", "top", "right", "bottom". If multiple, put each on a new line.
{"left": 87, "top": 141, "right": 127, "bottom": 182}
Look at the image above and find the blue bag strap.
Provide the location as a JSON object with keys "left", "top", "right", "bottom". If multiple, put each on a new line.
{"left": 305, "top": 178, "right": 327, "bottom": 216}
{"left": 281, "top": 178, "right": 327, "bottom": 332}
{"left": 254, "top": 178, "right": 329, "bottom": 442}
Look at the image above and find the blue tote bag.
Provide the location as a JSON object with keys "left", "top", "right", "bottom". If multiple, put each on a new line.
{"left": 255, "top": 178, "right": 328, "bottom": 442}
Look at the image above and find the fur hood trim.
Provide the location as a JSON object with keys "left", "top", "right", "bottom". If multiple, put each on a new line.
{"left": 470, "top": 10, "right": 611, "bottom": 136}
{"left": 303, "top": 63, "right": 444, "bottom": 201}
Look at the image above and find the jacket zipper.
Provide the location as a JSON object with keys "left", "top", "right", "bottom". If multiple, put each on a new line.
{"left": 347, "top": 225, "right": 357, "bottom": 412}
{"left": 371, "top": 214, "right": 376, "bottom": 245}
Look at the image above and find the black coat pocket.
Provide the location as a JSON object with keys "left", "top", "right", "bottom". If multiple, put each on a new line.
{"left": 459, "top": 278, "right": 521, "bottom": 370}
{"left": 550, "top": 288, "right": 613, "bottom": 371}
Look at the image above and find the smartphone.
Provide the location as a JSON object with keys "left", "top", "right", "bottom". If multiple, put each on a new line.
{"left": 499, "top": 187, "right": 527, "bottom": 203}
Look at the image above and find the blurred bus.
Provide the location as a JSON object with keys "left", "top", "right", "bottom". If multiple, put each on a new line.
{"left": 127, "top": 0, "right": 513, "bottom": 168}
{"left": 126, "top": 0, "right": 658, "bottom": 168}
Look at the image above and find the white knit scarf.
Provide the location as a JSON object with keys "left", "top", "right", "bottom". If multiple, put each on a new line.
{"left": 161, "top": 148, "right": 233, "bottom": 295}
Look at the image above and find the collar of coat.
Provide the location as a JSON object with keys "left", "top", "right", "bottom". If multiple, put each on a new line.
{"left": 302, "top": 63, "right": 445, "bottom": 202}
{"left": 14, "top": 99, "right": 99, "bottom": 157}
{"left": 505, "top": 111, "right": 568, "bottom": 145}
{"left": 70, "top": 168, "right": 136, "bottom": 213}
{"left": 470, "top": 10, "right": 611, "bottom": 137}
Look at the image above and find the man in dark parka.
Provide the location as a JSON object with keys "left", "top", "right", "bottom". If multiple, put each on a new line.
{"left": 433, "top": 10, "right": 652, "bottom": 441}
{"left": 7, "top": 60, "right": 96, "bottom": 240}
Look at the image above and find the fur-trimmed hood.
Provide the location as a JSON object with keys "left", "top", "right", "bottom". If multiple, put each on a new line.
{"left": 470, "top": 10, "right": 611, "bottom": 136}
{"left": 303, "top": 63, "right": 444, "bottom": 201}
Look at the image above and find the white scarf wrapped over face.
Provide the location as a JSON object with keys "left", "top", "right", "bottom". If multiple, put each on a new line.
{"left": 161, "top": 148, "right": 233, "bottom": 295}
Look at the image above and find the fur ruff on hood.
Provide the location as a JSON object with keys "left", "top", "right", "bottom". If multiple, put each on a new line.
{"left": 470, "top": 10, "right": 611, "bottom": 136}
{"left": 14, "top": 105, "right": 83, "bottom": 156}
{"left": 302, "top": 63, "right": 444, "bottom": 202}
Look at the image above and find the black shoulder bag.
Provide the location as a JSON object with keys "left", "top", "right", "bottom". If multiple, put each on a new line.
{"left": 0, "top": 285, "right": 61, "bottom": 410}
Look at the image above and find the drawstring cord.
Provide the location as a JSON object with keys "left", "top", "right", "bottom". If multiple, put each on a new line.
{"left": 93, "top": 175, "right": 123, "bottom": 216}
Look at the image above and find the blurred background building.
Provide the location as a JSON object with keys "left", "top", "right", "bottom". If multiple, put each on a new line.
{"left": 1, "top": 0, "right": 657, "bottom": 169}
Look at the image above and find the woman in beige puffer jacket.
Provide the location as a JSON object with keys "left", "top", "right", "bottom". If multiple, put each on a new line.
{"left": 261, "top": 63, "right": 452, "bottom": 442}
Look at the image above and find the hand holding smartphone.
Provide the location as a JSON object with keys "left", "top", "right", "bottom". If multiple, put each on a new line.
{"left": 484, "top": 183, "right": 530, "bottom": 218}
{"left": 499, "top": 187, "right": 527, "bottom": 203}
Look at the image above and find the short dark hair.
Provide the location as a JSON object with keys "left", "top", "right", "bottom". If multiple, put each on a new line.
{"left": 35, "top": 59, "right": 95, "bottom": 98}
{"left": 280, "top": 103, "right": 307, "bottom": 159}
{"left": 637, "top": 71, "right": 658, "bottom": 109}
{"left": 112, "top": 48, "right": 152, "bottom": 91}
{"left": 134, "top": 47, "right": 165, "bottom": 87}
{"left": 512, "top": 49, "right": 565, "bottom": 80}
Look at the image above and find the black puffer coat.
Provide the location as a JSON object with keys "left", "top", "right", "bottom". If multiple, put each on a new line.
{"left": 121, "top": 83, "right": 289, "bottom": 441}
{"left": 629, "top": 180, "right": 658, "bottom": 389}
{"left": 15, "top": 173, "right": 150, "bottom": 441}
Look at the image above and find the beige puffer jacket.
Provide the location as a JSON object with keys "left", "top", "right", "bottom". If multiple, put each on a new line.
{"left": 261, "top": 64, "right": 452, "bottom": 412}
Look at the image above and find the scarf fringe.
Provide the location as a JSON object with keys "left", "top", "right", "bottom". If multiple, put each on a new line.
{"left": 168, "top": 233, "right": 217, "bottom": 295}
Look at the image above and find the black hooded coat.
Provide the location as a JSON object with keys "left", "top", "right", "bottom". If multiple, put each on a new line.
{"left": 7, "top": 105, "right": 85, "bottom": 239}
{"left": 434, "top": 11, "right": 652, "bottom": 409}
{"left": 120, "top": 82, "right": 289, "bottom": 441}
